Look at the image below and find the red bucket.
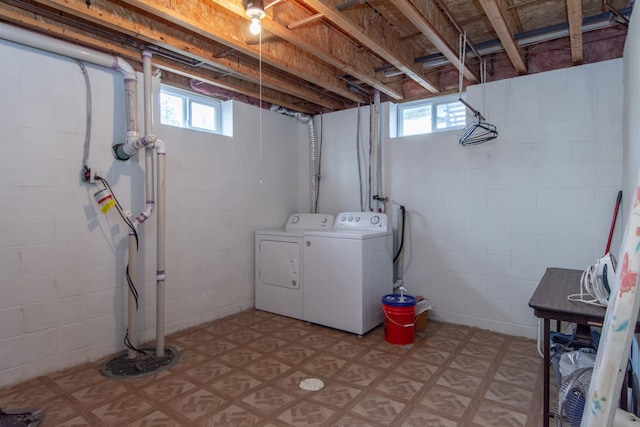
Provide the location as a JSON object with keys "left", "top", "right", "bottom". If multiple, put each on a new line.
{"left": 382, "top": 294, "right": 416, "bottom": 345}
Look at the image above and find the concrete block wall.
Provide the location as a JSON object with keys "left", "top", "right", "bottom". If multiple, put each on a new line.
{"left": 0, "top": 38, "right": 305, "bottom": 388}
{"left": 318, "top": 59, "right": 623, "bottom": 338}
{"left": 390, "top": 60, "right": 623, "bottom": 338}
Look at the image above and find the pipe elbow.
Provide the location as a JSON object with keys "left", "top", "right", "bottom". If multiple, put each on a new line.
{"left": 154, "top": 139, "right": 166, "bottom": 155}
{"left": 134, "top": 203, "right": 155, "bottom": 225}
{"left": 113, "top": 56, "right": 136, "bottom": 82}
{"left": 142, "top": 134, "right": 157, "bottom": 146}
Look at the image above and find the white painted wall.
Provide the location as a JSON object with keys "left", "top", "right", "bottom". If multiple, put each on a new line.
{"left": 319, "top": 59, "right": 624, "bottom": 338}
{"left": 0, "top": 38, "right": 308, "bottom": 388}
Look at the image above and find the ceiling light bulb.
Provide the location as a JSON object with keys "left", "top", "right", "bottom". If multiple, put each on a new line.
{"left": 249, "top": 17, "right": 261, "bottom": 35}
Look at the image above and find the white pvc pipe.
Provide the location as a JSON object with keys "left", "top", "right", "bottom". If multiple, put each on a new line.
{"left": 155, "top": 140, "right": 166, "bottom": 357}
{"left": 141, "top": 51, "right": 166, "bottom": 357}
{"left": 142, "top": 50, "right": 155, "bottom": 213}
{"left": 0, "top": 23, "right": 139, "bottom": 141}
{"left": 0, "top": 23, "right": 135, "bottom": 80}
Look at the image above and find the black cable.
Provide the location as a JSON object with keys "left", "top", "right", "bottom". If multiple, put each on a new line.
{"left": 393, "top": 206, "right": 405, "bottom": 264}
{"left": 124, "top": 327, "right": 147, "bottom": 355}
{"left": 94, "top": 176, "right": 144, "bottom": 355}
{"left": 126, "top": 264, "right": 139, "bottom": 310}
{"left": 316, "top": 115, "right": 323, "bottom": 210}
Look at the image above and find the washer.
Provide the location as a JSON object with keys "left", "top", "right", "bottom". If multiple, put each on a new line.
{"left": 303, "top": 212, "right": 393, "bottom": 335}
{"left": 255, "top": 213, "right": 333, "bottom": 320}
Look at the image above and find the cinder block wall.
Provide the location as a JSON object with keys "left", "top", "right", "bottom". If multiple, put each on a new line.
{"left": 0, "top": 39, "right": 306, "bottom": 388}
{"left": 319, "top": 59, "right": 624, "bottom": 338}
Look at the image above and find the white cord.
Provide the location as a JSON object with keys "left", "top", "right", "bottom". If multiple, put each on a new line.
{"left": 567, "top": 263, "right": 610, "bottom": 307}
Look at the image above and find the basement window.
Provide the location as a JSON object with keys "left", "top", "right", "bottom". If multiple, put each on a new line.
{"left": 160, "top": 85, "right": 222, "bottom": 134}
{"left": 394, "top": 96, "right": 466, "bottom": 137}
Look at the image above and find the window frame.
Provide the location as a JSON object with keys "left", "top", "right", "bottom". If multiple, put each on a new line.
{"left": 160, "top": 84, "right": 222, "bottom": 134}
{"left": 396, "top": 95, "right": 467, "bottom": 137}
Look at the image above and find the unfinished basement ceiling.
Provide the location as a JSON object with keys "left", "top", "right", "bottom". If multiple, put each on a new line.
{"left": 0, "top": 0, "right": 632, "bottom": 114}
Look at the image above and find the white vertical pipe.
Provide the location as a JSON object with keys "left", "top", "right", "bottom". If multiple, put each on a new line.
{"left": 155, "top": 142, "right": 166, "bottom": 357}
{"left": 142, "top": 51, "right": 155, "bottom": 209}
{"left": 141, "top": 50, "right": 166, "bottom": 357}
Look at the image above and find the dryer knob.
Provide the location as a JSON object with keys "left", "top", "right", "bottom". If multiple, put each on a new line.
{"left": 291, "top": 215, "right": 300, "bottom": 224}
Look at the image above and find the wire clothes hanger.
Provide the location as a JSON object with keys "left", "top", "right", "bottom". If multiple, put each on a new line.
{"left": 458, "top": 97, "right": 498, "bottom": 146}
{"left": 456, "top": 33, "right": 498, "bottom": 147}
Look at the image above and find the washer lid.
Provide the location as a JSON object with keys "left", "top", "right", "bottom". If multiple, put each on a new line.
{"left": 382, "top": 294, "right": 417, "bottom": 307}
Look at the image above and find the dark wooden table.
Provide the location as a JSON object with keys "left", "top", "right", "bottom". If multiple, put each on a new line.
{"left": 529, "top": 267, "right": 607, "bottom": 427}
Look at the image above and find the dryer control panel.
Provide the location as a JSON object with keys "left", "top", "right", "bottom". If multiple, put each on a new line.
{"left": 334, "top": 212, "right": 388, "bottom": 231}
{"left": 285, "top": 213, "right": 334, "bottom": 231}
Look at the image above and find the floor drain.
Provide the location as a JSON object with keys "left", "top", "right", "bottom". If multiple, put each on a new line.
{"left": 299, "top": 378, "right": 324, "bottom": 391}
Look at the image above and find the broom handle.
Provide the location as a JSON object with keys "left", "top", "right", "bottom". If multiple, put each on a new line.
{"left": 605, "top": 190, "right": 623, "bottom": 255}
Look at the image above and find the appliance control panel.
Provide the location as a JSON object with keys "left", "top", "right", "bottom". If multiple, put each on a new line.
{"left": 334, "top": 212, "right": 388, "bottom": 231}
{"left": 285, "top": 213, "right": 334, "bottom": 231}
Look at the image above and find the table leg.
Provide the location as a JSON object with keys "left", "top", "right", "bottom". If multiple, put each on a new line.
{"left": 543, "top": 318, "right": 550, "bottom": 427}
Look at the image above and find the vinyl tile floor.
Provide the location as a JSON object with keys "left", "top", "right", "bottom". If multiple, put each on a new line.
{"left": 0, "top": 309, "right": 545, "bottom": 426}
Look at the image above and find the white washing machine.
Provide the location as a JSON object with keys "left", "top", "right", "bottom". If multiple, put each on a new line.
{"left": 255, "top": 213, "right": 333, "bottom": 320}
{"left": 303, "top": 212, "right": 393, "bottom": 335}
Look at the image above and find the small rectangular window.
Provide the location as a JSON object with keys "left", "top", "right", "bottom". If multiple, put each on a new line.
{"left": 160, "top": 85, "right": 221, "bottom": 134}
{"left": 397, "top": 96, "right": 466, "bottom": 137}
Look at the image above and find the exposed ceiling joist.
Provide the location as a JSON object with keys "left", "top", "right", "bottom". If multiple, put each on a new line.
{"left": 300, "top": 0, "right": 441, "bottom": 94}
{"left": 215, "top": 0, "right": 405, "bottom": 100}
{"left": 123, "top": 0, "right": 367, "bottom": 104}
{"left": 0, "top": 0, "right": 630, "bottom": 113}
{"left": 390, "top": 0, "right": 478, "bottom": 83}
{"left": 566, "top": 0, "right": 584, "bottom": 65}
{"left": 478, "top": 0, "right": 528, "bottom": 74}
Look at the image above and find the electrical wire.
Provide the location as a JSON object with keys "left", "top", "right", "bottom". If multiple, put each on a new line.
{"left": 316, "top": 114, "right": 323, "bottom": 208}
{"left": 393, "top": 205, "right": 405, "bottom": 263}
{"left": 95, "top": 176, "right": 145, "bottom": 355}
{"left": 368, "top": 102, "right": 373, "bottom": 212}
{"left": 356, "top": 103, "right": 365, "bottom": 212}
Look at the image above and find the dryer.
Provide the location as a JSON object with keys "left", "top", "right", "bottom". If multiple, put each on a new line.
{"left": 255, "top": 213, "right": 333, "bottom": 320}
{"left": 302, "top": 212, "right": 393, "bottom": 335}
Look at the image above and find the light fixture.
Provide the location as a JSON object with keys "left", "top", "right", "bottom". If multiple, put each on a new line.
{"left": 246, "top": 0, "right": 265, "bottom": 35}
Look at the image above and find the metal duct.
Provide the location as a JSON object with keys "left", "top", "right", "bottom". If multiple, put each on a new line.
{"left": 270, "top": 105, "right": 320, "bottom": 213}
